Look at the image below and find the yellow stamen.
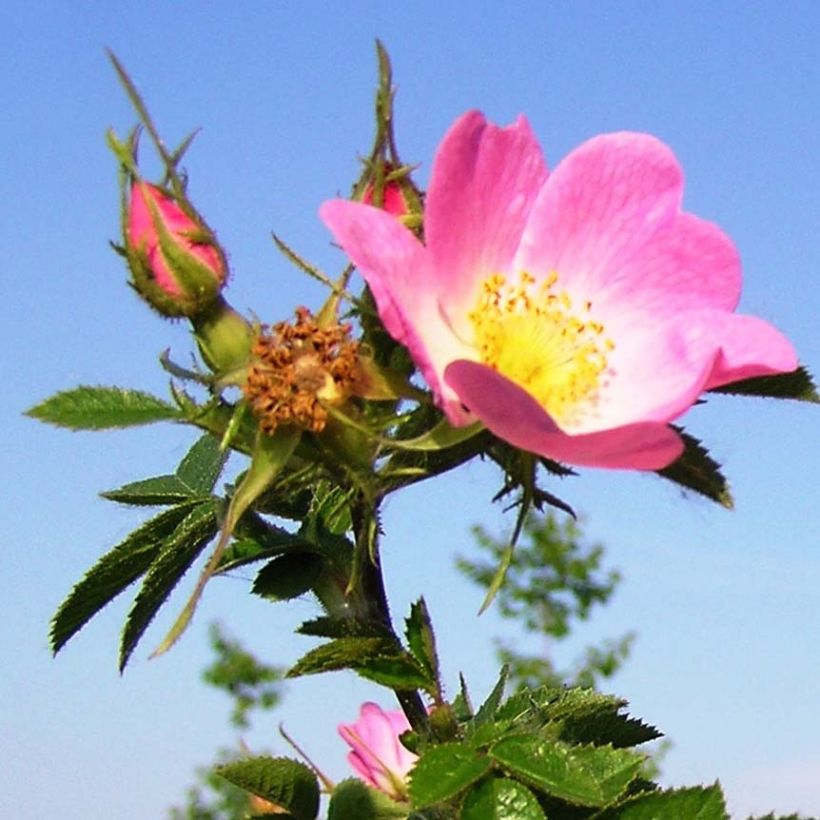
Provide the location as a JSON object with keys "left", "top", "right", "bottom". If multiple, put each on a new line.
{"left": 468, "top": 271, "right": 613, "bottom": 429}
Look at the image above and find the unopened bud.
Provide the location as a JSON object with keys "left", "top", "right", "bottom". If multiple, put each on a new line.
{"left": 125, "top": 182, "right": 226, "bottom": 317}
{"left": 359, "top": 164, "right": 421, "bottom": 226}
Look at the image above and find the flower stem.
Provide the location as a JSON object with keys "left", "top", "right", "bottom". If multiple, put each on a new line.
{"left": 350, "top": 494, "right": 431, "bottom": 736}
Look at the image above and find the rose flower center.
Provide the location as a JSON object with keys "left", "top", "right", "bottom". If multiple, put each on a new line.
{"left": 468, "top": 271, "right": 614, "bottom": 429}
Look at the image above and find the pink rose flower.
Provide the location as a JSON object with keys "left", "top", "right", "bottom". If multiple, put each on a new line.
{"left": 126, "top": 182, "right": 226, "bottom": 316}
{"left": 320, "top": 112, "right": 798, "bottom": 470}
{"left": 338, "top": 702, "right": 416, "bottom": 801}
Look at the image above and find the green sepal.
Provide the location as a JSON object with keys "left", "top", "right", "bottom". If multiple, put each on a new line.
{"left": 295, "top": 616, "right": 386, "bottom": 639}
{"left": 216, "top": 756, "right": 320, "bottom": 820}
{"left": 709, "top": 365, "right": 818, "bottom": 403}
{"left": 120, "top": 499, "right": 220, "bottom": 670}
{"left": 489, "top": 737, "right": 643, "bottom": 807}
{"left": 461, "top": 777, "right": 546, "bottom": 820}
{"left": 328, "top": 778, "right": 409, "bottom": 820}
{"left": 658, "top": 428, "right": 733, "bottom": 509}
{"left": 49, "top": 502, "right": 198, "bottom": 655}
{"left": 592, "top": 782, "right": 728, "bottom": 819}
{"left": 26, "top": 386, "right": 180, "bottom": 430}
{"left": 408, "top": 743, "right": 492, "bottom": 809}
{"left": 286, "top": 637, "right": 432, "bottom": 691}
{"left": 252, "top": 553, "right": 324, "bottom": 601}
{"left": 404, "top": 598, "right": 440, "bottom": 683}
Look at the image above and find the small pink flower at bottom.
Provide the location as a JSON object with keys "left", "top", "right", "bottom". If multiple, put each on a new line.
{"left": 320, "top": 112, "right": 799, "bottom": 470}
{"left": 338, "top": 702, "right": 417, "bottom": 801}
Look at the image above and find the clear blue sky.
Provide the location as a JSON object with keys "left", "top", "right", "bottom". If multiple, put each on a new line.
{"left": 2, "top": 2, "right": 819, "bottom": 817}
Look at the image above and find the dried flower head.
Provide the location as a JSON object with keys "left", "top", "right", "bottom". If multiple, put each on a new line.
{"left": 243, "top": 307, "right": 362, "bottom": 435}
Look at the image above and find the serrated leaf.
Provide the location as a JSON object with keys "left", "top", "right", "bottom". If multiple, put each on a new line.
{"left": 253, "top": 553, "right": 324, "bottom": 601}
{"left": 471, "top": 665, "right": 509, "bottom": 730}
{"left": 26, "top": 386, "right": 180, "bottom": 430}
{"left": 594, "top": 782, "right": 728, "bottom": 819}
{"left": 176, "top": 433, "right": 229, "bottom": 493}
{"left": 287, "top": 637, "right": 431, "bottom": 690}
{"left": 404, "top": 598, "right": 439, "bottom": 682}
{"left": 658, "top": 429, "right": 733, "bottom": 508}
{"left": 328, "top": 778, "right": 409, "bottom": 819}
{"left": 310, "top": 481, "right": 353, "bottom": 535}
{"left": 101, "top": 474, "right": 196, "bottom": 506}
{"left": 538, "top": 689, "right": 662, "bottom": 749}
{"left": 408, "top": 743, "right": 492, "bottom": 808}
{"left": 710, "top": 365, "right": 819, "bottom": 403}
{"left": 50, "top": 503, "right": 197, "bottom": 654}
{"left": 296, "top": 616, "right": 386, "bottom": 639}
{"left": 461, "top": 778, "right": 546, "bottom": 820}
{"left": 490, "top": 737, "right": 642, "bottom": 807}
{"left": 452, "top": 673, "right": 474, "bottom": 722}
{"left": 216, "top": 756, "right": 319, "bottom": 820}
{"left": 119, "top": 500, "right": 219, "bottom": 669}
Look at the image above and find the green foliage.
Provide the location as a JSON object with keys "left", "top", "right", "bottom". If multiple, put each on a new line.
{"left": 287, "top": 636, "right": 433, "bottom": 691}
{"left": 50, "top": 434, "right": 229, "bottom": 666}
{"left": 457, "top": 513, "right": 634, "bottom": 692}
{"left": 657, "top": 429, "right": 733, "bottom": 508}
{"left": 710, "top": 365, "right": 819, "bottom": 403}
{"left": 461, "top": 778, "right": 546, "bottom": 820}
{"left": 409, "top": 744, "right": 494, "bottom": 808}
{"left": 216, "top": 756, "right": 319, "bottom": 820}
{"left": 404, "top": 598, "right": 440, "bottom": 688}
{"left": 594, "top": 783, "right": 728, "bottom": 818}
{"left": 327, "top": 779, "right": 409, "bottom": 819}
{"left": 201, "top": 623, "right": 284, "bottom": 730}
{"left": 26, "top": 385, "right": 181, "bottom": 429}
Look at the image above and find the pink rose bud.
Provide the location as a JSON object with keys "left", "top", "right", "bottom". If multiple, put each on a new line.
{"left": 125, "top": 182, "right": 227, "bottom": 317}
{"left": 362, "top": 173, "right": 408, "bottom": 218}
{"left": 338, "top": 702, "right": 417, "bottom": 801}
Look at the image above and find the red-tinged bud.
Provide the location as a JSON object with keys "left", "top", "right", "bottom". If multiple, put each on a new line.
{"left": 125, "top": 182, "right": 227, "bottom": 318}
{"left": 359, "top": 164, "right": 422, "bottom": 226}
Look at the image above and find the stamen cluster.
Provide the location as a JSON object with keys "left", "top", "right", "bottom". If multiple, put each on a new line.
{"left": 244, "top": 307, "right": 361, "bottom": 435}
{"left": 469, "top": 271, "right": 613, "bottom": 429}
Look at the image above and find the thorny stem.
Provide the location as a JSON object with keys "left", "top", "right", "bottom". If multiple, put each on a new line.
{"left": 350, "top": 494, "right": 431, "bottom": 736}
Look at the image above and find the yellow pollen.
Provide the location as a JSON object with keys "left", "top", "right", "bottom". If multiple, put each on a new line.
{"left": 468, "top": 271, "right": 614, "bottom": 428}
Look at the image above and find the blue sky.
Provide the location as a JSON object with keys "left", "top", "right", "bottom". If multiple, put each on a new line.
{"left": 2, "top": 2, "right": 819, "bottom": 817}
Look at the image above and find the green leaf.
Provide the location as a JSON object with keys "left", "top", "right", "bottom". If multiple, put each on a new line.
{"left": 392, "top": 418, "right": 484, "bottom": 452}
{"left": 50, "top": 503, "right": 197, "bottom": 654}
{"left": 710, "top": 365, "right": 819, "bottom": 403}
{"left": 461, "top": 778, "right": 546, "bottom": 820}
{"left": 408, "top": 743, "right": 492, "bottom": 809}
{"left": 26, "top": 386, "right": 180, "bottom": 430}
{"left": 658, "top": 429, "right": 733, "bottom": 509}
{"left": 216, "top": 756, "right": 320, "bottom": 820}
{"left": 490, "top": 737, "right": 642, "bottom": 807}
{"left": 252, "top": 553, "right": 324, "bottom": 601}
{"left": 295, "top": 616, "right": 386, "bottom": 639}
{"left": 175, "top": 433, "right": 229, "bottom": 493}
{"left": 535, "top": 689, "right": 662, "bottom": 749}
{"left": 594, "top": 782, "right": 728, "bottom": 819}
{"left": 404, "top": 598, "right": 439, "bottom": 682}
{"left": 287, "top": 637, "right": 431, "bottom": 690}
{"left": 101, "top": 435, "right": 228, "bottom": 506}
{"left": 471, "top": 665, "right": 509, "bottom": 729}
{"left": 152, "top": 427, "right": 301, "bottom": 658}
{"left": 452, "top": 674, "right": 474, "bottom": 722}
{"left": 328, "top": 778, "right": 409, "bottom": 820}
{"left": 119, "top": 500, "right": 219, "bottom": 669}
{"left": 101, "top": 474, "right": 196, "bottom": 506}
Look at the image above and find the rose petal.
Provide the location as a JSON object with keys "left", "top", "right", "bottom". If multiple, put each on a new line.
{"left": 445, "top": 360, "right": 684, "bottom": 469}
{"left": 320, "top": 200, "right": 475, "bottom": 422}
{"left": 426, "top": 111, "right": 548, "bottom": 312}
{"left": 515, "top": 133, "right": 684, "bottom": 294}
